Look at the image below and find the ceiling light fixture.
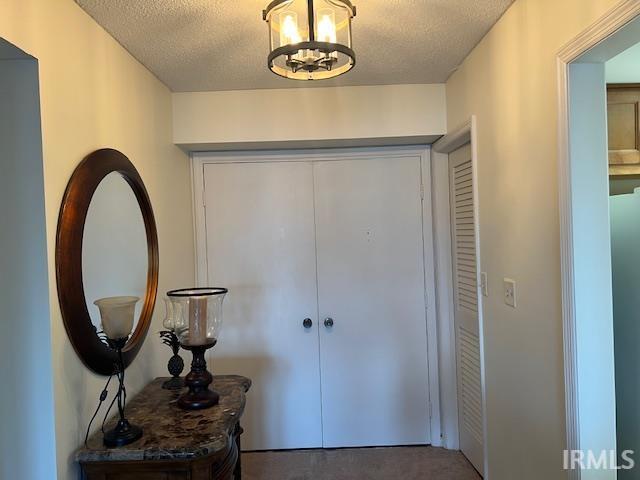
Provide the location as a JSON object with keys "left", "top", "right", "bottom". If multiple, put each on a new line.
{"left": 263, "top": 0, "right": 357, "bottom": 81}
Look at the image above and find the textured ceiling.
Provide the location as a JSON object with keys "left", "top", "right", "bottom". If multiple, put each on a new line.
{"left": 76, "top": 0, "right": 514, "bottom": 92}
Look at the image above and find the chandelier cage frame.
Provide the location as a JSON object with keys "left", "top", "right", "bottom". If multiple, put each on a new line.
{"left": 263, "top": 0, "right": 357, "bottom": 80}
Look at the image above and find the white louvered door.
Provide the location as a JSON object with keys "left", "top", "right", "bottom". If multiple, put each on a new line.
{"left": 449, "top": 144, "right": 484, "bottom": 474}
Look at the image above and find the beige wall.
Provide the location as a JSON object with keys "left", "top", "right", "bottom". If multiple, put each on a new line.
{"left": 446, "top": 0, "right": 619, "bottom": 478}
{"left": 1, "top": 0, "right": 629, "bottom": 477}
{"left": 0, "top": 1, "right": 195, "bottom": 479}
{"left": 173, "top": 84, "right": 446, "bottom": 150}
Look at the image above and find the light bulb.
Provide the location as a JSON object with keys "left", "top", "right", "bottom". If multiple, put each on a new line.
{"left": 317, "top": 9, "right": 337, "bottom": 43}
{"left": 280, "top": 11, "right": 301, "bottom": 46}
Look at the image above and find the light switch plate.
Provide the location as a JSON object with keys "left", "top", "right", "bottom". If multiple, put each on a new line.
{"left": 503, "top": 278, "right": 516, "bottom": 308}
{"left": 480, "top": 272, "right": 488, "bottom": 297}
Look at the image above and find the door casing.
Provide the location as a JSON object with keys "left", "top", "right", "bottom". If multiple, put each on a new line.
{"left": 557, "top": 5, "right": 640, "bottom": 480}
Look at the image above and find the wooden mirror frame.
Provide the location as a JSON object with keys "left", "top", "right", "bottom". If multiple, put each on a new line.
{"left": 56, "top": 149, "right": 159, "bottom": 375}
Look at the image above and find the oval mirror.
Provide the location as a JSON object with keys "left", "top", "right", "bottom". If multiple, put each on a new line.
{"left": 56, "top": 149, "right": 159, "bottom": 375}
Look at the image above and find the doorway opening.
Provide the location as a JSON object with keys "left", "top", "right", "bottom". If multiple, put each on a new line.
{"left": 0, "top": 38, "right": 56, "bottom": 477}
{"left": 559, "top": 2, "right": 640, "bottom": 478}
{"left": 191, "top": 147, "right": 440, "bottom": 451}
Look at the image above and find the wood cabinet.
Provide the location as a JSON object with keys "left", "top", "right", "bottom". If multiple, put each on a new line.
{"left": 608, "top": 84, "right": 640, "bottom": 176}
{"left": 80, "top": 448, "right": 238, "bottom": 480}
{"left": 77, "top": 376, "right": 250, "bottom": 480}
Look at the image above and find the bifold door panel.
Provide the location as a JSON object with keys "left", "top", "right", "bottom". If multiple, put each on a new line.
{"left": 314, "top": 158, "right": 431, "bottom": 447}
{"left": 203, "top": 162, "right": 323, "bottom": 450}
{"left": 201, "top": 153, "right": 431, "bottom": 450}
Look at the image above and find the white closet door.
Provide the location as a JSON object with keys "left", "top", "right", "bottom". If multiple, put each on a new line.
{"left": 449, "top": 144, "right": 484, "bottom": 473}
{"left": 203, "top": 162, "right": 322, "bottom": 451}
{"left": 314, "top": 156, "right": 431, "bottom": 448}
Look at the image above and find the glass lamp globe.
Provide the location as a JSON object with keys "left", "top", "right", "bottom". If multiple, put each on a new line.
{"left": 167, "top": 288, "right": 227, "bottom": 347}
{"left": 162, "top": 297, "right": 177, "bottom": 331}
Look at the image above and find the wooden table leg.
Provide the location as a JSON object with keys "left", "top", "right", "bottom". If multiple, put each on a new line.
{"left": 234, "top": 423, "right": 243, "bottom": 480}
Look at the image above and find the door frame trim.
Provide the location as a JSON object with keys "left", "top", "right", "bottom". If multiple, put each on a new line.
{"left": 191, "top": 145, "right": 442, "bottom": 446}
{"left": 433, "top": 116, "right": 489, "bottom": 478}
{"left": 557, "top": 2, "right": 640, "bottom": 479}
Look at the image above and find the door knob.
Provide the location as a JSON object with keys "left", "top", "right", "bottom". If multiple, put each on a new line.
{"left": 303, "top": 318, "right": 313, "bottom": 329}
{"left": 324, "top": 317, "right": 334, "bottom": 328}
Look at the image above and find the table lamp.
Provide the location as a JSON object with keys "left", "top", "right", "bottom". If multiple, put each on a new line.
{"left": 94, "top": 296, "right": 143, "bottom": 447}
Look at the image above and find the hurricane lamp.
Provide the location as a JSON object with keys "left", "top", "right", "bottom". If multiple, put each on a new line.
{"left": 167, "top": 288, "right": 228, "bottom": 410}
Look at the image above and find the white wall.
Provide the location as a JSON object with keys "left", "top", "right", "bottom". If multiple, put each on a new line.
{"left": 173, "top": 84, "right": 447, "bottom": 150}
{"left": 606, "top": 42, "right": 640, "bottom": 83}
{"left": 445, "top": 0, "right": 621, "bottom": 478}
{"left": 0, "top": 1, "right": 196, "bottom": 478}
{"left": 0, "top": 42, "right": 57, "bottom": 480}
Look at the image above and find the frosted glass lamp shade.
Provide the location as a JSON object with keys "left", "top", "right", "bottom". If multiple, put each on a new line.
{"left": 94, "top": 296, "right": 139, "bottom": 340}
{"left": 167, "top": 288, "right": 227, "bottom": 347}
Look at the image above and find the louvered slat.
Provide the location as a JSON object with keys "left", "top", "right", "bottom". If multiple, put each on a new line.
{"left": 453, "top": 158, "right": 477, "bottom": 316}
{"left": 459, "top": 325, "right": 483, "bottom": 443}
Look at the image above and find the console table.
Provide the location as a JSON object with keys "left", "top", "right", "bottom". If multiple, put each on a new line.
{"left": 76, "top": 375, "right": 251, "bottom": 480}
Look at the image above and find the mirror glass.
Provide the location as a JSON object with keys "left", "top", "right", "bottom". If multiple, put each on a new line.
{"left": 82, "top": 172, "right": 148, "bottom": 339}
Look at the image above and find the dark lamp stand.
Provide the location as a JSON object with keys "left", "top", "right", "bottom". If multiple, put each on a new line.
{"left": 178, "top": 341, "right": 219, "bottom": 410}
{"left": 104, "top": 337, "right": 143, "bottom": 448}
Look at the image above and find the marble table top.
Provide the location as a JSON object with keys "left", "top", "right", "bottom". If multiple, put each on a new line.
{"left": 76, "top": 375, "right": 251, "bottom": 463}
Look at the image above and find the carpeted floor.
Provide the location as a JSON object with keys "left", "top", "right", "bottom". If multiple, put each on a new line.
{"left": 242, "top": 446, "right": 482, "bottom": 480}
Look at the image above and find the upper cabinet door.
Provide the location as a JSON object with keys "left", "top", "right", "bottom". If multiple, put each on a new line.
{"left": 203, "top": 161, "right": 322, "bottom": 451}
{"left": 608, "top": 84, "right": 640, "bottom": 176}
{"left": 313, "top": 156, "right": 431, "bottom": 448}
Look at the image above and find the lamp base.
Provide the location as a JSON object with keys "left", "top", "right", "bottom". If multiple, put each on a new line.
{"left": 178, "top": 343, "right": 219, "bottom": 410}
{"left": 103, "top": 419, "right": 143, "bottom": 448}
{"left": 162, "top": 376, "right": 185, "bottom": 390}
{"left": 178, "top": 388, "right": 220, "bottom": 410}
